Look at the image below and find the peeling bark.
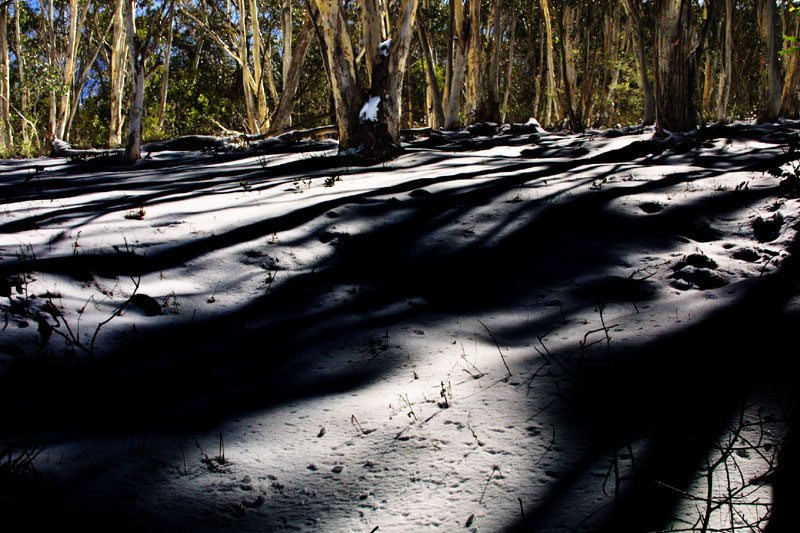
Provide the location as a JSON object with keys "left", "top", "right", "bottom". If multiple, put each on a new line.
{"left": 654, "top": 0, "right": 699, "bottom": 134}
{"left": 311, "top": 0, "right": 418, "bottom": 158}
{"left": 759, "top": 0, "right": 781, "bottom": 123}
{"left": 109, "top": 0, "right": 127, "bottom": 147}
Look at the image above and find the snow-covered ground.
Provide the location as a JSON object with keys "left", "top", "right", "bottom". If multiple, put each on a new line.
{"left": 1, "top": 122, "right": 799, "bottom": 531}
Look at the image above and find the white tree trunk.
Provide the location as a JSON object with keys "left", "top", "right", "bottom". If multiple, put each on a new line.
{"left": 124, "top": 0, "right": 143, "bottom": 164}
{"left": 109, "top": 0, "right": 127, "bottom": 147}
{"left": 0, "top": 2, "right": 12, "bottom": 153}
{"left": 539, "top": 0, "right": 557, "bottom": 126}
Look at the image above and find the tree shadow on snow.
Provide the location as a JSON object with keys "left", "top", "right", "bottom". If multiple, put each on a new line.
{"left": 1, "top": 122, "right": 799, "bottom": 530}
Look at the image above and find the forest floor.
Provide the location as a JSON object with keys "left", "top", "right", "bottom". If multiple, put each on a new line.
{"left": 1, "top": 121, "right": 799, "bottom": 532}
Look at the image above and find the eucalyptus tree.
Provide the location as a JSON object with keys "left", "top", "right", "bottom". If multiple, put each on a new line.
{"left": 715, "top": 0, "right": 732, "bottom": 122}
{"left": 124, "top": 0, "right": 173, "bottom": 164}
{"left": 416, "top": 2, "right": 445, "bottom": 129}
{"left": 108, "top": 0, "right": 127, "bottom": 147}
{"left": 265, "top": 7, "right": 316, "bottom": 135}
{"left": 180, "top": 0, "right": 271, "bottom": 134}
{"left": 1, "top": 0, "right": 12, "bottom": 153}
{"left": 781, "top": 0, "right": 800, "bottom": 117}
{"left": 443, "top": 0, "right": 467, "bottom": 129}
{"left": 621, "top": 0, "right": 655, "bottom": 125}
{"left": 539, "top": 0, "right": 557, "bottom": 127}
{"left": 38, "top": 0, "right": 114, "bottom": 142}
{"left": 653, "top": 0, "right": 714, "bottom": 134}
{"left": 759, "top": 0, "right": 781, "bottom": 123}
{"left": 310, "top": 0, "right": 419, "bottom": 159}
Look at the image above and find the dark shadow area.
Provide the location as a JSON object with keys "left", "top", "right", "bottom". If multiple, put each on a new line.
{"left": 1, "top": 123, "right": 799, "bottom": 530}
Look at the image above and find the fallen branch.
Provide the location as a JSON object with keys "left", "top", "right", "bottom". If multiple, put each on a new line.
{"left": 49, "top": 138, "right": 122, "bottom": 159}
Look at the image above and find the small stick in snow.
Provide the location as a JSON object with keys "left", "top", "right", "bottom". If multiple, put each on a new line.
{"left": 479, "top": 465, "right": 500, "bottom": 504}
{"left": 400, "top": 394, "right": 417, "bottom": 421}
{"left": 477, "top": 319, "right": 512, "bottom": 377}
{"left": 351, "top": 414, "right": 365, "bottom": 435}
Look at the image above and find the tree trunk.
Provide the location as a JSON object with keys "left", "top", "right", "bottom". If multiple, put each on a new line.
{"left": 0, "top": 1, "right": 12, "bottom": 154}
{"left": 248, "top": 0, "right": 269, "bottom": 131}
{"left": 45, "top": 0, "right": 56, "bottom": 138}
{"left": 417, "top": 8, "right": 445, "bottom": 129}
{"left": 236, "top": 0, "right": 258, "bottom": 133}
{"left": 14, "top": 0, "right": 30, "bottom": 153}
{"left": 561, "top": 3, "right": 580, "bottom": 130}
{"left": 715, "top": 0, "right": 733, "bottom": 122}
{"left": 124, "top": 0, "right": 169, "bottom": 164}
{"left": 654, "top": 0, "right": 699, "bottom": 134}
{"left": 539, "top": 0, "right": 557, "bottom": 127}
{"left": 281, "top": 0, "right": 292, "bottom": 92}
{"left": 463, "top": 0, "right": 484, "bottom": 124}
{"left": 598, "top": 4, "right": 623, "bottom": 126}
{"left": 530, "top": 19, "right": 544, "bottom": 120}
{"left": 124, "top": 0, "right": 144, "bottom": 165}
{"left": 780, "top": 2, "right": 800, "bottom": 117}
{"left": 621, "top": 0, "right": 655, "bottom": 125}
{"left": 701, "top": 40, "right": 714, "bottom": 116}
{"left": 485, "top": 0, "right": 503, "bottom": 123}
{"left": 157, "top": 2, "right": 176, "bottom": 132}
{"left": 310, "top": 0, "right": 418, "bottom": 158}
{"left": 759, "top": 0, "right": 781, "bottom": 123}
{"left": 444, "top": 0, "right": 454, "bottom": 107}
{"left": 362, "top": 0, "right": 383, "bottom": 80}
{"left": 182, "top": 0, "right": 266, "bottom": 134}
{"left": 109, "top": 0, "right": 127, "bottom": 147}
{"left": 500, "top": 9, "right": 517, "bottom": 124}
{"left": 444, "top": 0, "right": 467, "bottom": 130}
{"left": 267, "top": 13, "right": 315, "bottom": 134}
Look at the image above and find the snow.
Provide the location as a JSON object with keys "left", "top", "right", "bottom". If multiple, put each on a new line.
{"left": 1, "top": 123, "right": 798, "bottom": 531}
{"left": 359, "top": 96, "right": 381, "bottom": 122}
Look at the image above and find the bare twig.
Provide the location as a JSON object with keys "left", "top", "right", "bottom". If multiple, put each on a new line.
{"left": 477, "top": 319, "right": 512, "bottom": 376}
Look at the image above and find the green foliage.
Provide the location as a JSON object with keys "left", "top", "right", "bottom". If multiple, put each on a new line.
{"left": 0, "top": 0, "right": 791, "bottom": 156}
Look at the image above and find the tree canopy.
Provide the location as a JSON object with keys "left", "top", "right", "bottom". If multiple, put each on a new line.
{"left": 0, "top": 0, "right": 798, "bottom": 159}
